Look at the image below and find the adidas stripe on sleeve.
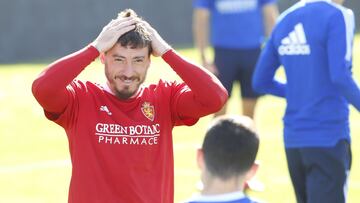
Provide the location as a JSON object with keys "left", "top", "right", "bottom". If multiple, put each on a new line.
{"left": 327, "top": 7, "right": 360, "bottom": 111}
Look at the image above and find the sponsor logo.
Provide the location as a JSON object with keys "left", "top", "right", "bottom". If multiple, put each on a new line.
{"left": 95, "top": 123, "right": 161, "bottom": 145}
{"left": 278, "top": 23, "right": 311, "bottom": 56}
{"left": 141, "top": 102, "right": 155, "bottom": 121}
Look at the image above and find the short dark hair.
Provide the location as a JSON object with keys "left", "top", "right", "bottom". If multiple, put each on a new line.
{"left": 202, "top": 115, "right": 259, "bottom": 180}
{"left": 117, "top": 9, "right": 152, "bottom": 55}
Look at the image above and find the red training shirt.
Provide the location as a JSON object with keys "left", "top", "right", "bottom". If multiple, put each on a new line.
{"left": 32, "top": 46, "right": 228, "bottom": 203}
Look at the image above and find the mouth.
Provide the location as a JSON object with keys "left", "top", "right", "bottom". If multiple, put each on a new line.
{"left": 115, "top": 76, "right": 139, "bottom": 85}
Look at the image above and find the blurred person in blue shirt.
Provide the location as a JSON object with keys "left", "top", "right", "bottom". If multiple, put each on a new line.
{"left": 252, "top": 0, "right": 360, "bottom": 202}
{"left": 193, "top": 0, "right": 279, "bottom": 118}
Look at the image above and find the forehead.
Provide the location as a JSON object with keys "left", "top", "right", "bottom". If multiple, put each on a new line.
{"left": 106, "top": 44, "right": 150, "bottom": 58}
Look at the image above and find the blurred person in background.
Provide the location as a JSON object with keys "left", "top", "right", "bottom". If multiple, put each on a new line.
{"left": 253, "top": 0, "right": 359, "bottom": 202}
{"left": 193, "top": 0, "right": 279, "bottom": 118}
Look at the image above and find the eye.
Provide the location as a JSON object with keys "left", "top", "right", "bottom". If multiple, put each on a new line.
{"left": 134, "top": 59, "right": 144, "bottom": 63}
{"left": 115, "top": 58, "right": 124, "bottom": 63}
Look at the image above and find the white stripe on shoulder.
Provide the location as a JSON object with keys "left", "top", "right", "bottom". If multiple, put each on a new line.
{"left": 328, "top": 3, "right": 355, "bottom": 61}
{"left": 340, "top": 7, "right": 354, "bottom": 61}
{"left": 276, "top": 1, "right": 305, "bottom": 24}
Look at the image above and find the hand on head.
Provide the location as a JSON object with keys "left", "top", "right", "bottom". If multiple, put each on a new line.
{"left": 137, "top": 20, "right": 171, "bottom": 57}
{"left": 92, "top": 16, "right": 138, "bottom": 53}
{"left": 92, "top": 9, "right": 171, "bottom": 56}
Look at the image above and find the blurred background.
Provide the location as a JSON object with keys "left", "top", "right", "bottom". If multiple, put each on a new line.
{"left": 0, "top": 0, "right": 359, "bottom": 63}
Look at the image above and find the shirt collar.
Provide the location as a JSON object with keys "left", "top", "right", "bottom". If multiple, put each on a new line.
{"left": 186, "top": 191, "right": 246, "bottom": 202}
{"left": 103, "top": 83, "right": 115, "bottom": 95}
{"left": 301, "top": 0, "right": 331, "bottom": 3}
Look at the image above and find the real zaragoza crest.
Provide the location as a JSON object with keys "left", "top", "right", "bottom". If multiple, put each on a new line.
{"left": 141, "top": 102, "right": 155, "bottom": 121}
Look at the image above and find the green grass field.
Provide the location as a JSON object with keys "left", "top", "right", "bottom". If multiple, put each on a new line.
{"left": 0, "top": 37, "right": 359, "bottom": 203}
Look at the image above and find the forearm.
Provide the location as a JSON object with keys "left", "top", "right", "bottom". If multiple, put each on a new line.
{"left": 252, "top": 78, "right": 286, "bottom": 98}
{"left": 262, "top": 4, "right": 279, "bottom": 37}
{"left": 252, "top": 64, "right": 286, "bottom": 97}
{"left": 193, "top": 9, "right": 210, "bottom": 63}
{"left": 194, "top": 30, "right": 208, "bottom": 63}
{"left": 326, "top": 9, "right": 359, "bottom": 109}
{"left": 252, "top": 39, "right": 285, "bottom": 98}
{"left": 162, "top": 50, "right": 228, "bottom": 113}
{"left": 331, "top": 71, "right": 360, "bottom": 111}
{"left": 32, "top": 45, "right": 99, "bottom": 113}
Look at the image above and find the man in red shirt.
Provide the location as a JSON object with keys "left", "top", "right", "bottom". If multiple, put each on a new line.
{"left": 32, "top": 9, "right": 228, "bottom": 203}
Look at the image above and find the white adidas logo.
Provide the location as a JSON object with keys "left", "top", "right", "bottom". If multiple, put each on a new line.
{"left": 278, "top": 23, "right": 311, "bottom": 56}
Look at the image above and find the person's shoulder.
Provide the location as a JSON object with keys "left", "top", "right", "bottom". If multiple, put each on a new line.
{"left": 327, "top": 2, "right": 354, "bottom": 18}
{"left": 276, "top": 1, "right": 305, "bottom": 23}
{"left": 84, "top": 81, "right": 101, "bottom": 87}
{"left": 224, "top": 196, "right": 263, "bottom": 203}
{"left": 260, "top": 0, "right": 278, "bottom": 6}
{"left": 69, "top": 80, "right": 97, "bottom": 88}
{"left": 182, "top": 192, "right": 264, "bottom": 203}
{"left": 82, "top": 81, "right": 106, "bottom": 91}
{"left": 66, "top": 79, "right": 88, "bottom": 91}
{"left": 142, "top": 80, "right": 187, "bottom": 99}
{"left": 316, "top": 1, "right": 354, "bottom": 29}
{"left": 147, "top": 79, "right": 184, "bottom": 90}
{"left": 246, "top": 196, "right": 264, "bottom": 203}
{"left": 183, "top": 198, "right": 263, "bottom": 203}
{"left": 193, "top": 0, "right": 211, "bottom": 9}
{"left": 71, "top": 81, "right": 110, "bottom": 97}
{"left": 303, "top": 0, "right": 354, "bottom": 18}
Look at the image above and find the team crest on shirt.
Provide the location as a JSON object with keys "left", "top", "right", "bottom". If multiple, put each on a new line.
{"left": 141, "top": 102, "right": 155, "bottom": 121}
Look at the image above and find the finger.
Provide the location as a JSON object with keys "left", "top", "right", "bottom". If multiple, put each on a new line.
{"left": 110, "top": 18, "right": 138, "bottom": 31}
{"left": 103, "top": 19, "right": 118, "bottom": 31}
{"left": 112, "top": 16, "right": 137, "bottom": 27}
{"left": 115, "top": 24, "right": 136, "bottom": 36}
{"left": 107, "top": 19, "right": 118, "bottom": 27}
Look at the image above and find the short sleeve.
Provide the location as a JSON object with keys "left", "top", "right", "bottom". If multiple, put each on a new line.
{"left": 259, "top": 0, "right": 277, "bottom": 6}
{"left": 193, "top": 0, "right": 211, "bottom": 9}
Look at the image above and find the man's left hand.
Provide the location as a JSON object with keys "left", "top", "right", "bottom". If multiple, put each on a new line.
{"left": 140, "top": 20, "right": 171, "bottom": 57}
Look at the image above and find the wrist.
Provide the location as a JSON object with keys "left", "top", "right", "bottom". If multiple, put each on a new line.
{"left": 90, "top": 41, "right": 102, "bottom": 53}
{"left": 159, "top": 45, "right": 171, "bottom": 56}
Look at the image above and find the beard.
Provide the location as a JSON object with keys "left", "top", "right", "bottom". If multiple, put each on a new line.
{"left": 113, "top": 85, "right": 139, "bottom": 100}
{"left": 105, "top": 72, "right": 145, "bottom": 100}
{"left": 108, "top": 76, "right": 144, "bottom": 100}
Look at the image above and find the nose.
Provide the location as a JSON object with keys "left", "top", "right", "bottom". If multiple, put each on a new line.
{"left": 122, "top": 63, "right": 134, "bottom": 77}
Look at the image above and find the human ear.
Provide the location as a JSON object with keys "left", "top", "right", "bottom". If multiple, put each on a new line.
{"left": 244, "top": 162, "right": 259, "bottom": 181}
{"left": 196, "top": 148, "right": 205, "bottom": 170}
{"left": 100, "top": 53, "right": 106, "bottom": 64}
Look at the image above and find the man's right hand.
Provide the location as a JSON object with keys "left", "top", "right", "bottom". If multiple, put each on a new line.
{"left": 91, "top": 17, "right": 137, "bottom": 53}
